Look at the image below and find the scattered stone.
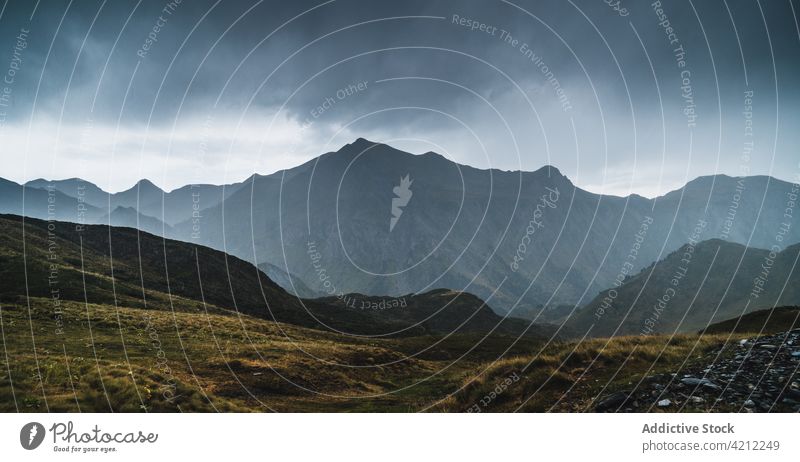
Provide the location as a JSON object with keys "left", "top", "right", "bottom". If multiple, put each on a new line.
{"left": 680, "top": 377, "right": 719, "bottom": 390}
{"left": 785, "top": 389, "right": 800, "bottom": 400}
{"left": 595, "top": 391, "right": 629, "bottom": 412}
{"left": 607, "top": 330, "right": 800, "bottom": 413}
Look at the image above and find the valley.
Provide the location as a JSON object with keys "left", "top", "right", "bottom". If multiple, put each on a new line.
{"left": 0, "top": 213, "right": 797, "bottom": 412}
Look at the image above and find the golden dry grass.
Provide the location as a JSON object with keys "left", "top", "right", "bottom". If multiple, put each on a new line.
{"left": 0, "top": 296, "right": 748, "bottom": 412}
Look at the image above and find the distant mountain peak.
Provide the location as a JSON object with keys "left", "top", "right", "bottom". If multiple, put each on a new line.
{"left": 135, "top": 178, "right": 160, "bottom": 188}
{"left": 122, "top": 178, "right": 163, "bottom": 194}
{"left": 340, "top": 137, "right": 381, "bottom": 152}
{"left": 350, "top": 137, "right": 378, "bottom": 147}
{"left": 535, "top": 164, "right": 563, "bottom": 177}
{"left": 324, "top": 137, "right": 412, "bottom": 164}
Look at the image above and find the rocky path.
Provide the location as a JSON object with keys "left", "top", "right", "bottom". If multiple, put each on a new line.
{"left": 595, "top": 329, "right": 800, "bottom": 412}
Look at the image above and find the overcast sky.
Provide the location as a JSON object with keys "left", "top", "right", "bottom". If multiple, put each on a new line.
{"left": 0, "top": 0, "right": 798, "bottom": 196}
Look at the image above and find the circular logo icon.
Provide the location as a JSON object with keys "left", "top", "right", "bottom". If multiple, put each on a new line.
{"left": 20, "top": 422, "right": 45, "bottom": 450}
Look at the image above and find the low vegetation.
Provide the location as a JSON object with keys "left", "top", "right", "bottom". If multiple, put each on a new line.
{"left": 1, "top": 296, "right": 762, "bottom": 412}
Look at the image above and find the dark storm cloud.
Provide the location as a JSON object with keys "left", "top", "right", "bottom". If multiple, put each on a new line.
{"left": 0, "top": 0, "right": 798, "bottom": 193}
{"left": 0, "top": 0, "right": 793, "bottom": 119}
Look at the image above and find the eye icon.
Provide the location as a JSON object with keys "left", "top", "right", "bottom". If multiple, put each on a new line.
{"left": 20, "top": 422, "right": 45, "bottom": 450}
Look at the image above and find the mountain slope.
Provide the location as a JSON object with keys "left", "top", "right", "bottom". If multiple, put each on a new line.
{"left": 257, "top": 261, "right": 319, "bottom": 298}
{"left": 103, "top": 206, "right": 173, "bottom": 236}
{"left": 0, "top": 214, "right": 543, "bottom": 338}
{"left": 702, "top": 306, "right": 800, "bottom": 335}
{"left": 566, "top": 239, "right": 800, "bottom": 337}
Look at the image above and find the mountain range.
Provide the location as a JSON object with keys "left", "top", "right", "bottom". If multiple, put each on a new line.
{"left": 3, "top": 138, "right": 799, "bottom": 323}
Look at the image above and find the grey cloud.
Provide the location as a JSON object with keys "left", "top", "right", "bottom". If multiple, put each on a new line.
{"left": 0, "top": 0, "right": 797, "bottom": 193}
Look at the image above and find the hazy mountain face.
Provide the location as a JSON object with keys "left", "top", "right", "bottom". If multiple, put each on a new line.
{"left": 567, "top": 240, "right": 800, "bottom": 337}
{"left": 6, "top": 139, "right": 800, "bottom": 316}
{"left": 172, "top": 138, "right": 584, "bottom": 312}
{"left": 166, "top": 139, "right": 799, "bottom": 315}
{"left": 22, "top": 177, "right": 244, "bottom": 226}
{"left": 2, "top": 178, "right": 172, "bottom": 235}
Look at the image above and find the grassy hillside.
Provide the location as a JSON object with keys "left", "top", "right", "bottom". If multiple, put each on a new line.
{"left": 1, "top": 295, "right": 755, "bottom": 412}
{"left": 701, "top": 306, "right": 800, "bottom": 335}
{"left": 0, "top": 296, "right": 463, "bottom": 412}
